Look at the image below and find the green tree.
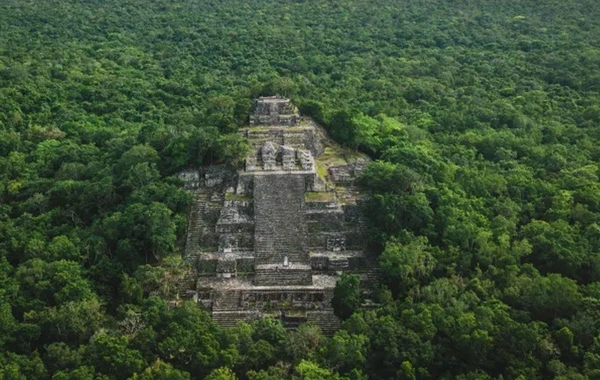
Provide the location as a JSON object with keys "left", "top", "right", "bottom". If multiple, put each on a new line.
{"left": 380, "top": 236, "right": 436, "bottom": 295}
{"left": 205, "top": 367, "right": 237, "bottom": 380}
{"left": 325, "top": 330, "right": 368, "bottom": 373}
{"left": 52, "top": 366, "right": 109, "bottom": 380}
{"left": 155, "top": 302, "right": 234, "bottom": 378}
{"left": 251, "top": 318, "right": 287, "bottom": 349}
{"left": 332, "top": 274, "right": 361, "bottom": 320}
{"left": 130, "top": 360, "right": 191, "bottom": 380}
{"left": 86, "top": 333, "right": 145, "bottom": 380}
{"left": 285, "top": 323, "right": 323, "bottom": 363}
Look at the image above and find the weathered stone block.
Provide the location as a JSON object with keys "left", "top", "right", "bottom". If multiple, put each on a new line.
{"left": 310, "top": 256, "right": 329, "bottom": 271}
{"left": 236, "top": 257, "right": 255, "bottom": 275}
{"left": 327, "top": 236, "right": 346, "bottom": 251}
{"left": 250, "top": 97, "right": 300, "bottom": 127}
{"left": 254, "top": 264, "right": 312, "bottom": 286}
{"left": 197, "top": 259, "right": 217, "bottom": 275}
{"left": 216, "top": 259, "right": 236, "bottom": 276}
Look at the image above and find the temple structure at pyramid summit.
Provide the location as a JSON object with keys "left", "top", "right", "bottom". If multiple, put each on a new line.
{"left": 178, "top": 96, "right": 376, "bottom": 332}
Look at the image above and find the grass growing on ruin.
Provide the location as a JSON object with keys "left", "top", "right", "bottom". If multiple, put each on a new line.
{"left": 225, "top": 193, "right": 251, "bottom": 201}
{"left": 315, "top": 146, "right": 345, "bottom": 183}
{"left": 316, "top": 145, "right": 368, "bottom": 185}
{"left": 316, "top": 146, "right": 366, "bottom": 169}
{"left": 316, "top": 161, "right": 329, "bottom": 180}
{"left": 305, "top": 192, "right": 335, "bottom": 202}
{"left": 318, "top": 146, "right": 349, "bottom": 166}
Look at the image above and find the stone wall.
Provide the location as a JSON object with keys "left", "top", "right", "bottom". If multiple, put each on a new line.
{"left": 251, "top": 97, "right": 296, "bottom": 116}
{"left": 197, "top": 259, "right": 217, "bottom": 275}
{"left": 254, "top": 265, "right": 312, "bottom": 286}
{"left": 236, "top": 257, "right": 255, "bottom": 275}
{"left": 244, "top": 127, "right": 323, "bottom": 159}
{"left": 184, "top": 190, "right": 221, "bottom": 259}
{"left": 250, "top": 114, "right": 299, "bottom": 127}
{"left": 249, "top": 97, "right": 299, "bottom": 127}
{"left": 240, "top": 289, "right": 327, "bottom": 310}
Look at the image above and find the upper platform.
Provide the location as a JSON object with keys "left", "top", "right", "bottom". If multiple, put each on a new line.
{"left": 249, "top": 96, "right": 300, "bottom": 127}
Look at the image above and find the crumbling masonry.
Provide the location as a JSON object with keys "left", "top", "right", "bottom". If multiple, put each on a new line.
{"left": 178, "top": 97, "right": 375, "bottom": 333}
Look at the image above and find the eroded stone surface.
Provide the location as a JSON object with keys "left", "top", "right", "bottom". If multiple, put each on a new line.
{"left": 178, "top": 97, "right": 374, "bottom": 333}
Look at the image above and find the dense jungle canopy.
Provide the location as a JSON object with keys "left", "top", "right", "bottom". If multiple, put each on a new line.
{"left": 1, "top": 0, "right": 600, "bottom": 378}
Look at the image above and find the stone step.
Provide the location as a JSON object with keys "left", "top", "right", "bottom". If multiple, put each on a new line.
{"left": 281, "top": 315, "right": 307, "bottom": 330}
{"left": 363, "top": 267, "right": 383, "bottom": 286}
{"left": 254, "top": 266, "right": 313, "bottom": 286}
{"left": 212, "top": 310, "right": 259, "bottom": 327}
{"left": 211, "top": 289, "right": 243, "bottom": 309}
{"left": 185, "top": 191, "right": 225, "bottom": 256}
{"left": 306, "top": 311, "right": 342, "bottom": 335}
{"left": 253, "top": 173, "right": 309, "bottom": 266}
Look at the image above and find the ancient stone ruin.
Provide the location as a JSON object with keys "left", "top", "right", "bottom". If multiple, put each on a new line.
{"left": 178, "top": 96, "right": 375, "bottom": 333}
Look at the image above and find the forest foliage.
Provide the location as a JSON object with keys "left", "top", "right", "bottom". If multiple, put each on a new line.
{"left": 1, "top": 0, "right": 600, "bottom": 378}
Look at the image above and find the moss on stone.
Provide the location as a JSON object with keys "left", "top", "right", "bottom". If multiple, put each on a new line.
{"left": 305, "top": 192, "right": 335, "bottom": 202}
{"left": 225, "top": 193, "right": 251, "bottom": 201}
